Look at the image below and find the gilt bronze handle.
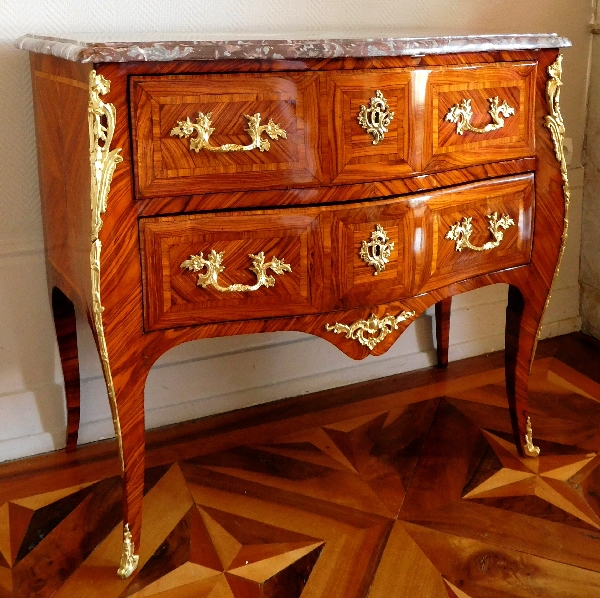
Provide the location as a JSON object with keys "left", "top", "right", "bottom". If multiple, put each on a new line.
{"left": 181, "top": 250, "right": 291, "bottom": 293}
{"left": 445, "top": 96, "right": 514, "bottom": 135}
{"left": 445, "top": 212, "right": 515, "bottom": 253}
{"left": 171, "top": 112, "right": 287, "bottom": 153}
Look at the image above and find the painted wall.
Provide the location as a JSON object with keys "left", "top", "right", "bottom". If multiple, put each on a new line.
{"left": 581, "top": 7, "right": 600, "bottom": 339}
{"left": 0, "top": 0, "right": 592, "bottom": 461}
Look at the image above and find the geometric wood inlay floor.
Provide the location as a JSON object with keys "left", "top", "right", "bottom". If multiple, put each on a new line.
{"left": 1, "top": 333, "right": 600, "bottom": 596}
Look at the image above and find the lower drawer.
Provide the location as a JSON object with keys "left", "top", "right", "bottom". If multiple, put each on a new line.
{"left": 140, "top": 211, "right": 324, "bottom": 330}
{"left": 417, "top": 174, "right": 534, "bottom": 292}
{"left": 140, "top": 174, "right": 533, "bottom": 330}
{"left": 330, "top": 173, "right": 533, "bottom": 308}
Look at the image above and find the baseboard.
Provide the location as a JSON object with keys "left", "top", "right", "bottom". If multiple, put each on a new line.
{"left": 0, "top": 236, "right": 43, "bottom": 258}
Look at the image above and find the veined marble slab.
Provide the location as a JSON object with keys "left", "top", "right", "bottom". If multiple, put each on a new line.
{"left": 16, "top": 32, "right": 570, "bottom": 63}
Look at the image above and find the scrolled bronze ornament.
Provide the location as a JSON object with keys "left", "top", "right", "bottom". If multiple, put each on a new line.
{"left": 360, "top": 224, "right": 395, "bottom": 275}
{"left": 445, "top": 96, "right": 515, "bottom": 135}
{"left": 88, "top": 71, "right": 138, "bottom": 579}
{"left": 357, "top": 90, "right": 394, "bottom": 145}
{"left": 532, "top": 54, "right": 571, "bottom": 357}
{"left": 325, "top": 310, "right": 416, "bottom": 350}
{"left": 181, "top": 249, "right": 291, "bottom": 293}
{"left": 88, "top": 70, "right": 124, "bottom": 471}
{"left": 446, "top": 212, "right": 515, "bottom": 253}
{"left": 117, "top": 524, "right": 140, "bottom": 579}
{"left": 171, "top": 112, "right": 287, "bottom": 153}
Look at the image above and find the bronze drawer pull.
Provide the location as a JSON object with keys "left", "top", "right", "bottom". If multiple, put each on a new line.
{"left": 358, "top": 90, "right": 394, "bottom": 145}
{"left": 446, "top": 212, "right": 515, "bottom": 252}
{"left": 181, "top": 249, "right": 291, "bottom": 292}
{"left": 325, "top": 310, "right": 415, "bottom": 350}
{"left": 445, "top": 96, "right": 515, "bottom": 135}
{"left": 171, "top": 112, "right": 287, "bottom": 153}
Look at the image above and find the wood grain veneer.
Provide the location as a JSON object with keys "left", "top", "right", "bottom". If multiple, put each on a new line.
{"left": 131, "top": 72, "right": 323, "bottom": 197}
{"left": 423, "top": 61, "right": 536, "bottom": 171}
{"left": 140, "top": 209, "right": 323, "bottom": 330}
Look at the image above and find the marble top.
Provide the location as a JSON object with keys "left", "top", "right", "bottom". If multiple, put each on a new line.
{"left": 16, "top": 32, "right": 571, "bottom": 63}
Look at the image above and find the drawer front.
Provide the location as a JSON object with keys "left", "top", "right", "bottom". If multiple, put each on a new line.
{"left": 423, "top": 62, "right": 536, "bottom": 171}
{"left": 131, "top": 72, "right": 322, "bottom": 198}
{"left": 141, "top": 211, "right": 323, "bottom": 330}
{"left": 419, "top": 173, "right": 534, "bottom": 292}
{"left": 330, "top": 202, "right": 415, "bottom": 309}
{"left": 326, "top": 70, "right": 414, "bottom": 184}
{"left": 328, "top": 174, "right": 532, "bottom": 310}
{"left": 140, "top": 174, "right": 532, "bottom": 330}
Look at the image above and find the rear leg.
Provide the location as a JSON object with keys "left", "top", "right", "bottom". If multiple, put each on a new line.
{"left": 51, "top": 287, "right": 81, "bottom": 452}
{"left": 435, "top": 297, "right": 452, "bottom": 368}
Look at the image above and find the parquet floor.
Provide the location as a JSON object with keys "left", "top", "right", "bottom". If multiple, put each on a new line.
{"left": 1, "top": 332, "right": 600, "bottom": 597}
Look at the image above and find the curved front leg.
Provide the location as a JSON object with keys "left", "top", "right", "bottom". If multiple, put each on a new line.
{"left": 502, "top": 51, "right": 572, "bottom": 459}
{"left": 505, "top": 285, "right": 541, "bottom": 458}
{"left": 111, "top": 358, "right": 149, "bottom": 579}
{"left": 87, "top": 67, "right": 143, "bottom": 578}
{"left": 94, "top": 339, "right": 149, "bottom": 579}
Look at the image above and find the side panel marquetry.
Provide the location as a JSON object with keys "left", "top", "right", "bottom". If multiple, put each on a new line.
{"left": 131, "top": 72, "right": 323, "bottom": 198}
{"left": 419, "top": 173, "right": 534, "bottom": 292}
{"left": 30, "top": 58, "right": 93, "bottom": 306}
{"left": 140, "top": 209, "right": 324, "bottom": 330}
{"left": 423, "top": 61, "right": 536, "bottom": 171}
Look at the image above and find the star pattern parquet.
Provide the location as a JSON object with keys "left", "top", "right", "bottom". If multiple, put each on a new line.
{"left": 0, "top": 339, "right": 600, "bottom": 596}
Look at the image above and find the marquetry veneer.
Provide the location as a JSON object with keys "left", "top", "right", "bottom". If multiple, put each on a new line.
{"left": 20, "top": 33, "right": 570, "bottom": 579}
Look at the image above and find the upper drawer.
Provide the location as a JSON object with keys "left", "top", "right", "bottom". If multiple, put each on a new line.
{"left": 131, "top": 72, "right": 323, "bottom": 198}
{"left": 326, "top": 69, "right": 414, "bottom": 184}
{"left": 422, "top": 61, "right": 536, "bottom": 171}
{"left": 131, "top": 62, "right": 536, "bottom": 202}
{"left": 325, "top": 61, "right": 535, "bottom": 185}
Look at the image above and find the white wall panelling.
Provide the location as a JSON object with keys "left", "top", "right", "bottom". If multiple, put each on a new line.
{"left": 581, "top": 17, "right": 600, "bottom": 340}
{"left": 0, "top": 0, "right": 593, "bottom": 461}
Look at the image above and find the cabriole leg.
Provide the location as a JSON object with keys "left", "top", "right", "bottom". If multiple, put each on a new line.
{"left": 90, "top": 288, "right": 148, "bottom": 579}
{"left": 505, "top": 284, "right": 541, "bottom": 458}
{"left": 435, "top": 297, "right": 452, "bottom": 368}
{"left": 51, "top": 287, "right": 81, "bottom": 452}
{"left": 113, "top": 362, "right": 148, "bottom": 579}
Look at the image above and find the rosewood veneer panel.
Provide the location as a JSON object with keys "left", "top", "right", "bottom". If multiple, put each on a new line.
{"left": 131, "top": 72, "right": 323, "bottom": 198}
{"left": 423, "top": 61, "right": 536, "bottom": 171}
{"left": 326, "top": 69, "right": 414, "bottom": 183}
{"left": 140, "top": 210, "right": 324, "bottom": 330}
{"left": 419, "top": 173, "right": 534, "bottom": 292}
